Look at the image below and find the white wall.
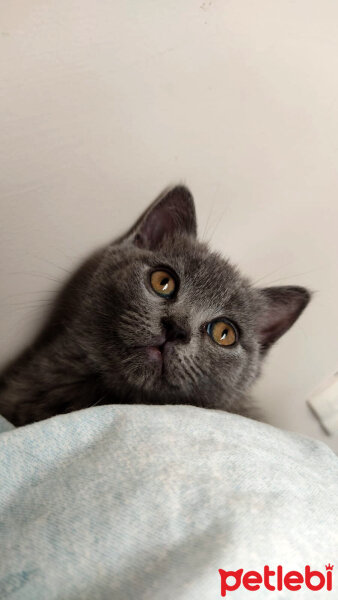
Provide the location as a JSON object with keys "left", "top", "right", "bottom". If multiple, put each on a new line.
{"left": 1, "top": 1, "right": 337, "bottom": 450}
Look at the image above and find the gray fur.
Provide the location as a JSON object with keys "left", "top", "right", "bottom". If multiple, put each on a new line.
{"left": 0, "top": 186, "right": 310, "bottom": 426}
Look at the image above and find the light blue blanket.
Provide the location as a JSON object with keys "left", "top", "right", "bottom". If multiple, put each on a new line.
{"left": 0, "top": 405, "right": 337, "bottom": 599}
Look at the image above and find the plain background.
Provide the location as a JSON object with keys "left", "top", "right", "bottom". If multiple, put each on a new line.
{"left": 1, "top": 1, "right": 337, "bottom": 451}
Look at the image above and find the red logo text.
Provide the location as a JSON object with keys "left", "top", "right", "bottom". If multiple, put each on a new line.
{"left": 218, "top": 565, "right": 334, "bottom": 596}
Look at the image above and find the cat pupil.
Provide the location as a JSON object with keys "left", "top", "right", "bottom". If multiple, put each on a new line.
{"left": 161, "top": 277, "right": 169, "bottom": 288}
{"left": 221, "top": 328, "right": 228, "bottom": 339}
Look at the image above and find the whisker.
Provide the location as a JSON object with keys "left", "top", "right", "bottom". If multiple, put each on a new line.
{"left": 32, "top": 256, "right": 71, "bottom": 274}
{"left": 205, "top": 206, "right": 227, "bottom": 244}
{"left": 260, "top": 267, "right": 323, "bottom": 286}
{"left": 251, "top": 262, "right": 293, "bottom": 286}
{"left": 201, "top": 198, "right": 216, "bottom": 242}
{"left": 9, "top": 271, "right": 62, "bottom": 285}
{"left": 176, "top": 355, "right": 198, "bottom": 386}
{"left": 89, "top": 397, "right": 106, "bottom": 409}
{"left": 186, "top": 355, "right": 207, "bottom": 379}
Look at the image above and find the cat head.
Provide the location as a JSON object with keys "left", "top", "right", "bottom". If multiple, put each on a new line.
{"left": 82, "top": 186, "right": 310, "bottom": 412}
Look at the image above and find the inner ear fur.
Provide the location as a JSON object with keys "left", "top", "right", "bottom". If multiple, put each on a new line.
{"left": 120, "top": 185, "right": 197, "bottom": 250}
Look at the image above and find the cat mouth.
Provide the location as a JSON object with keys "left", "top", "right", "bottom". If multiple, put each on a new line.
{"left": 145, "top": 344, "right": 165, "bottom": 363}
{"left": 130, "top": 340, "right": 189, "bottom": 392}
{"left": 135, "top": 337, "right": 172, "bottom": 374}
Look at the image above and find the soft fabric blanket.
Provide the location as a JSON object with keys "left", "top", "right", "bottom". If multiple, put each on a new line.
{"left": 0, "top": 405, "right": 337, "bottom": 599}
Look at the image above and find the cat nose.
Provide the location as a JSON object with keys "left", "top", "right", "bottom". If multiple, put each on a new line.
{"left": 161, "top": 317, "right": 191, "bottom": 344}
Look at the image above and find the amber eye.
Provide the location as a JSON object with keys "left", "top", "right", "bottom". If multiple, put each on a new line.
{"left": 150, "top": 270, "right": 176, "bottom": 298}
{"left": 207, "top": 319, "right": 237, "bottom": 347}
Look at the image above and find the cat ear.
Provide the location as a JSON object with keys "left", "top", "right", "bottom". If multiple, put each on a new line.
{"left": 124, "top": 186, "right": 197, "bottom": 250}
{"left": 257, "top": 286, "right": 311, "bottom": 351}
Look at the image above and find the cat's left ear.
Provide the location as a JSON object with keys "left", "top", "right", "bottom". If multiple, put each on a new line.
{"left": 123, "top": 186, "right": 197, "bottom": 250}
{"left": 257, "top": 286, "right": 311, "bottom": 352}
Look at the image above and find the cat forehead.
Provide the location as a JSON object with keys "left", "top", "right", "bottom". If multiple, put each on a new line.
{"left": 151, "top": 235, "right": 255, "bottom": 311}
{"left": 155, "top": 235, "right": 237, "bottom": 280}
{"left": 99, "top": 236, "right": 258, "bottom": 326}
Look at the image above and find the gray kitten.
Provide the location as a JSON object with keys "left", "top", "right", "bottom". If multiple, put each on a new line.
{"left": 0, "top": 186, "right": 310, "bottom": 426}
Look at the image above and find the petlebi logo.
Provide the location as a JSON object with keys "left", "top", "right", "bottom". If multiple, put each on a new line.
{"left": 218, "top": 564, "right": 334, "bottom": 596}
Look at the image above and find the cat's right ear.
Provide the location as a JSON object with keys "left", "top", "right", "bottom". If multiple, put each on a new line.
{"left": 256, "top": 285, "right": 311, "bottom": 352}
{"left": 121, "top": 186, "right": 197, "bottom": 250}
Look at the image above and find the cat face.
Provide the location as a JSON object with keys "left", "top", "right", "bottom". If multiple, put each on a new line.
{"left": 82, "top": 187, "right": 310, "bottom": 412}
